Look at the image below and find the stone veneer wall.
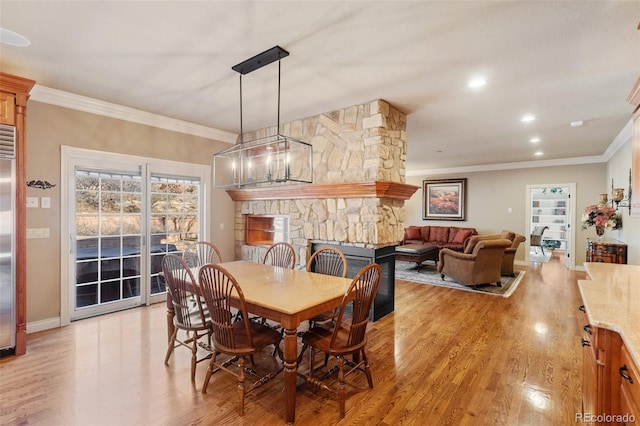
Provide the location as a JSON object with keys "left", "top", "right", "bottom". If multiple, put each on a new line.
{"left": 235, "top": 99, "right": 408, "bottom": 268}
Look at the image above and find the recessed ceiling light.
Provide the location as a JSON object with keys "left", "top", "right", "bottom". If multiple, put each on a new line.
{"left": 521, "top": 114, "right": 536, "bottom": 123}
{"left": 534, "top": 151, "right": 544, "bottom": 156}
{"left": 468, "top": 77, "right": 487, "bottom": 88}
{"left": 570, "top": 120, "right": 584, "bottom": 127}
{"left": 0, "top": 27, "right": 30, "bottom": 47}
{"left": 529, "top": 137, "right": 541, "bottom": 143}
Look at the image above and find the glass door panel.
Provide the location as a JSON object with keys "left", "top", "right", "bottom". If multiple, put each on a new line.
{"left": 149, "top": 175, "right": 200, "bottom": 297}
{"left": 73, "top": 169, "right": 143, "bottom": 319}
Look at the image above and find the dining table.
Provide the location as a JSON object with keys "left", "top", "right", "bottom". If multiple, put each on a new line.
{"left": 165, "top": 260, "right": 355, "bottom": 424}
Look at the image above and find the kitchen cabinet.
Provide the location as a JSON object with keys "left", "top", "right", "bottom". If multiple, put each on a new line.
{"left": 0, "top": 91, "right": 16, "bottom": 125}
{"left": 578, "top": 316, "right": 622, "bottom": 424}
{"left": 579, "top": 263, "right": 640, "bottom": 425}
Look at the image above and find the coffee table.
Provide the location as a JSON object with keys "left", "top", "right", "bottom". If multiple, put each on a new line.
{"left": 395, "top": 244, "right": 439, "bottom": 268}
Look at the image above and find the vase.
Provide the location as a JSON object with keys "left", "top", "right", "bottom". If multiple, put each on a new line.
{"left": 595, "top": 226, "right": 605, "bottom": 242}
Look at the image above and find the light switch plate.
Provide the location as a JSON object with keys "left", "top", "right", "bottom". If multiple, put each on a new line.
{"left": 26, "top": 228, "right": 50, "bottom": 239}
{"left": 27, "top": 197, "right": 38, "bottom": 208}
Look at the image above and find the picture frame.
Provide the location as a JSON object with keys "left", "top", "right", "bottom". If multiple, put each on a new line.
{"left": 423, "top": 178, "right": 467, "bottom": 221}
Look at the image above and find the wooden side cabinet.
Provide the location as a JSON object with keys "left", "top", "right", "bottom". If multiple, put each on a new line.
{"left": 586, "top": 239, "right": 628, "bottom": 264}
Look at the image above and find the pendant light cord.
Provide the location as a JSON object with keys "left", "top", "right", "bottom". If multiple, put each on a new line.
{"left": 277, "top": 60, "right": 281, "bottom": 134}
{"left": 239, "top": 74, "right": 244, "bottom": 144}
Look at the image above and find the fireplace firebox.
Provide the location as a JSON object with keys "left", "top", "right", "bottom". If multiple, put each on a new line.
{"left": 311, "top": 242, "right": 395, "bottom": 322}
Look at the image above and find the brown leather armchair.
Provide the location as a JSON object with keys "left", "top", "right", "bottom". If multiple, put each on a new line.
{"left": 463, "top": 230, "right": 525, "bottom": 276}
{"left": 437, "top": 238, "right": 512, "bottom": 287}
{"left": 502, "top": 233, "right": 526, "bottom": 276}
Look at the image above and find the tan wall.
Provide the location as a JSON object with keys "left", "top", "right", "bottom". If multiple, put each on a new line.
{"left": 25, "top": 101, "right": 234, "bottom": 323}
{"left": 404, "top": 163, "right": 612, "bottom": 266}
{"left": 607, "top": 137, "right": 640, "bottom": 265}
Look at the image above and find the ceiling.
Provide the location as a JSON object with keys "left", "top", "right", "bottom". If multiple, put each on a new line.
{"left": 1, "top": 1, "right": 639, "bottom": 173}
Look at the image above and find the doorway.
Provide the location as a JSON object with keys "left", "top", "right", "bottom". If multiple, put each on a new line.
{"left": 526, "top": 183, "right": 575, "bottom": 269}
{"left": 61, "top": 147, "right": 210, "bottom": 323}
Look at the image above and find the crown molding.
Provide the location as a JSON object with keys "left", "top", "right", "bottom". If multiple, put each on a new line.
{"left": 407, "top": 119, "right": 634, "bottom": 177}
{"left": 29, "top": 85, "right": 238, "bottom": 143}
{"left": 407, "top": 155, "right": 606, "bottom": 177}
{"left": 602, "top": 119, "right": 633, "bottom": 161}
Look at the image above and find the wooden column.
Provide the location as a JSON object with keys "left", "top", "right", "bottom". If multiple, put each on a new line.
{"left": 0, "top": 73, "right": 36, "bottom": 355}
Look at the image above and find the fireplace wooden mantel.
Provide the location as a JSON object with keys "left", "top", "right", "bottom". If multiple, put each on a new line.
{"left": 225, "top": 180, "right": 419, "bottom": 201}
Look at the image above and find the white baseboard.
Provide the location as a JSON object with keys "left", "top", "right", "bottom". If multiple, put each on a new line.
{"left": 27, "top": 317, "right": 61, "bottom": 334}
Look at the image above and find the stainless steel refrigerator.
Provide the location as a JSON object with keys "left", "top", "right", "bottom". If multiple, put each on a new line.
{"left": 0, "top": 124, "right": 16, "bottom": 355}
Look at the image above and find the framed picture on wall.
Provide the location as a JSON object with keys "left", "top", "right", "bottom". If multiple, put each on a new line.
{"left": 423, "top": 178, "right": 467, "bottom": 221}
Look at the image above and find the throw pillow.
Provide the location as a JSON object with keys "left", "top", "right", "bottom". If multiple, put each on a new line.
{"left": 430, "top": 226, "right": 449, "bottom": 242}
{"left": 420, "top": 226, "right": 430, "bottom": 241}
{"left": 452, "top": 229, "right": 473, "bottom": 244}
{"left": 405, "top": 227, "right": 421, "bottom": 240}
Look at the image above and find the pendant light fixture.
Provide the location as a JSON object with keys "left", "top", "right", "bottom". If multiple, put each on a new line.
{"left": 213, "top": 46, "right": 313, "bottom": 188}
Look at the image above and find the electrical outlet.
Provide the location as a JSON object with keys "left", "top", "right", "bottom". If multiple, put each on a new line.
{"left": 41, "top": 197, "right": 51, "bottom": 208}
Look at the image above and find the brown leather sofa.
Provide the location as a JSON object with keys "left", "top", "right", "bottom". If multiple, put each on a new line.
{"left": 402, "top": 225, "right": 478, "bottom": 252}
{"left": 437, "top": 238, "right": 512, "bottom": 287}
{"left": 465, "top": 230, "right": 526, "bottom": 276}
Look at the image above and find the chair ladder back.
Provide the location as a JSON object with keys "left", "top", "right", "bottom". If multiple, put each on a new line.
{"left": 263, "top": 242, "right": 296, "bottom": 269}
{"left": 332, "top": 263, "right": 382, "bottom": 349}
{"left": 307, "top": 246, "right": 348, "bottom": 278}
{"left": 162, "top": 254, "right": 206, "bottom": 328}
{"left": 199, "top": 264, "right": 252, "bottom": 350}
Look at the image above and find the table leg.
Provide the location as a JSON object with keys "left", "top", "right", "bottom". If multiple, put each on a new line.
{"left": 283, "top": 327, "right": 298, "bottom": 424}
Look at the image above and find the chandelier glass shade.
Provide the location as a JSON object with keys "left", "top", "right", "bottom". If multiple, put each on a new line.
{"left": 213, "top": 134, "right": 312, "bottom": 188}
{"left": 213, "top": 46, "right": 313, "bottom": 189}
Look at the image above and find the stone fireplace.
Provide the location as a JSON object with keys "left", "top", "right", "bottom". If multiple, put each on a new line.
{"left": 225, "top": 99, "right": 418, "bottom": 320}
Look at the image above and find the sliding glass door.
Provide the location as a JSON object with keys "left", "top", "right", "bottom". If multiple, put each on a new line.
{"left": 63, "top": 147, "right": 209, "bottom": 321}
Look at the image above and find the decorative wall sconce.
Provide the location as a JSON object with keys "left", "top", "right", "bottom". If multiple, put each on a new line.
{"left": 213, "top": 46, "right": 313, "bottom": 189}
{"left": 611, "top": 168, "right": 632, "bottom": 214}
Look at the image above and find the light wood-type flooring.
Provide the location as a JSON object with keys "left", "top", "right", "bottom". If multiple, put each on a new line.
{"left": 1, "top": 252, "right": 585, "bottom": 425}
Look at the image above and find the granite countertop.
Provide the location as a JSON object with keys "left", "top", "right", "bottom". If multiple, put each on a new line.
{"left": 579, "top": 262, "right": 640, "bottom": 367}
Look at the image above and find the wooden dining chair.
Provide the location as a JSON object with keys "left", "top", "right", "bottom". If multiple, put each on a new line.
{"left": 162, "top": 254, "right": 212, "bottom": 382}
{"left": 182, "top": 241, "right": 222, "bottom": 268}
{"left": 253, "top": 242, "right": 296, "bottom": 327}
{"left": 307, "top": 246, "right": 348, "bottom": 328}
{"left": 198, "top": 264, "right": 283, "bottom": 416}
{"left": 296, "top": 263, "right": 382, "bottom": 419}
{"left": 262, "top": 242, "right": 296, "bottom": 269}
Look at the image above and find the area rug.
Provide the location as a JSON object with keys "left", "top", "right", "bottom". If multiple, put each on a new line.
{"left": 529, "top": 249, "right": 551, "bottom": 263}
{"left": 395, "top": 261, "right": 525, "bottom": 298}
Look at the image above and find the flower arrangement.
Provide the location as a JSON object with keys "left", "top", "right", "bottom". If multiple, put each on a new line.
{"left": 580, "top": 204, "right": 622, "bottom": 231}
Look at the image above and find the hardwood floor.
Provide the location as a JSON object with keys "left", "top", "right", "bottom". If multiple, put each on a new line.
{"left": 0, "top": 252, "right": 585, "bottom": 425}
